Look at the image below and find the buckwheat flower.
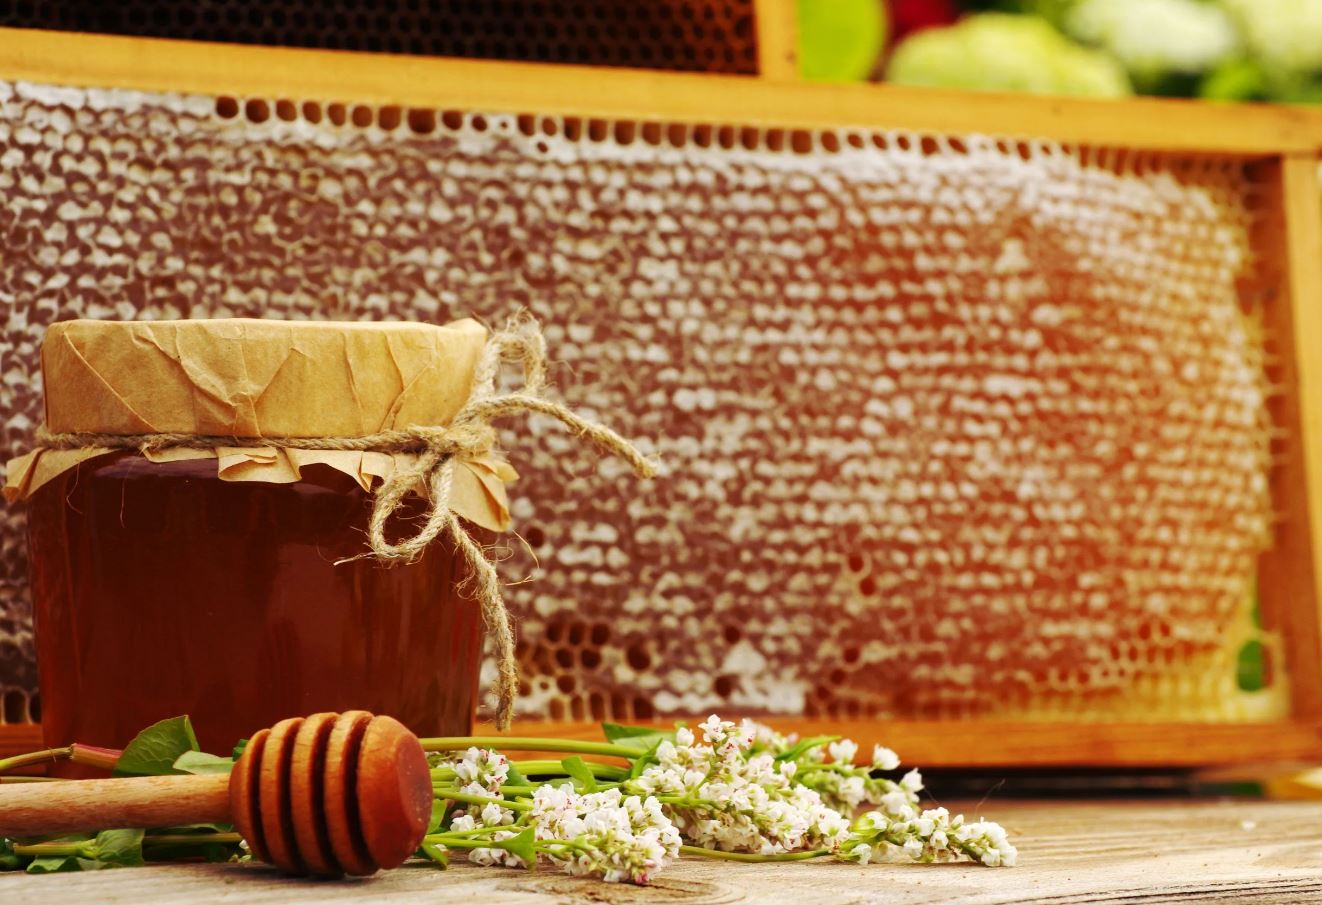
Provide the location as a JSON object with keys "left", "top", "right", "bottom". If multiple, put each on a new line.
{"left": 872, "top": 745, "right": 901, "bottom": 772}
{"left": 482, "top": 802, "right": 515, "bottom": 827}
{"left": 840, "top": 806, "right": 1015, "bottom": 868}
{"left": 433, "top": 746, "right": 510, "bottom": 796}
{"left": 900, "top": 769, "right": 924, "bottom": 794}
{"left": 529, "top": 784, "right": 681, "bottom": 884}
{"left": 742, "top": 719, "right": 792, "bottom": 755}
{"left": 827, "top": 739, "right": 859, "bottom": 765}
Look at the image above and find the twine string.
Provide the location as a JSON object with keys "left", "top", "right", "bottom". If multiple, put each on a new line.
{"left": 34, "top": 318, "right": 656, "bottom": 729}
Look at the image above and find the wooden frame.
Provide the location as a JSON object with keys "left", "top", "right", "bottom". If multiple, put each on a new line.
{"left": 2, "top": 14, "right": 1322, "bottom": 767}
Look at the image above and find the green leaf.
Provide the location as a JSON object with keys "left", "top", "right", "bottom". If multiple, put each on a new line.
{"left": 561, "top": 756, "right": 598, "bottom": 793}
{"left": 26, "top": 855, "right": 82, "bottom": 873}
{"left": 172, "top": 751, "right": 234, "bottom": 775}
{"left": 427, "top": 800, "right": 447, "bottom": 835}
{"left": 87, "top": 829, "right": 145, "bottom": 868}
{"left": 419, "top": 840, "right": 449, "bottom": 868}
{"left": 493, "top": 828, "right": 536, "bottom": 868}
{"left": 505, "top": 762, "right": 527, "bottom": 788}
{"left": 114, "top": 717, "right": 199, "bottom": 777}
{"left": 600, "top": 722, "right": 674, "bottom": 752}
{"left": 1237, "top": 640, "right": 1269, "bottom": 692}
{"left": 775, "top": 735, "right": 839, "bottom": 763}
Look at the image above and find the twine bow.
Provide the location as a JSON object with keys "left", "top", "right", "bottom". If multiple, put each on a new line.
{"left": 35, "top": 318, "right": 657, "bottom": 729}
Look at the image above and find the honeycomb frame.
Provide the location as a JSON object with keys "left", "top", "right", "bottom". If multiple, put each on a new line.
{"left": 1, "top": 27, "right": 1322, "bottom": 767}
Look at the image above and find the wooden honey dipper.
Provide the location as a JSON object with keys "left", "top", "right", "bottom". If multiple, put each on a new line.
{"left": 0, "top": 711, "right": 433, "bottom": 877}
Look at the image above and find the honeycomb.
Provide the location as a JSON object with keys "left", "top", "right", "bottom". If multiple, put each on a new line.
{"left": 0, "top": 0, "right": 758, "bottom": 74}
{"left": 0, "top": 78, "right": 1282, "bottom": 727}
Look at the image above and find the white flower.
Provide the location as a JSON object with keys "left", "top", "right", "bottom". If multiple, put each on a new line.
{"left": 628, "top": 721, "right": 850, "bottom": 856}
{"left": 871, "top": 746, "right": 901, "bottom": 771}
{"left": 482, "top": 802, "right": 514, "bottom": 827}
{"left": 527, "top": 783, "right": 681, "bottom": 885}
{"left": 827, "top": 739, "right": 859, "bottom": 765}
{"left": 433, "top": 747, "right": 510, "bottom": 795}
{"left": 900, "top": 769, "right": 924, "bottom": 794}
{"left": 841, "top": 806, "right": 1016, "bottom": 868}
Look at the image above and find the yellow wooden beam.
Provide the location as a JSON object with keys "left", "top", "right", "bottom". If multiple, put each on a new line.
{"left": 3, "top": 27, "right": 1322, "bottom": 153}
{"left": 476, "top": 719, "right": 1322, "bottom": 768}
{"left": 753, "top": 0, "right": 798, "bottom": 81}
{"left": 1276, "top": 154, "right": 1322, "bottom": 718}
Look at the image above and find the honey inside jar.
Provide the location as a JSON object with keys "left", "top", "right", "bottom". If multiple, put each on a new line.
{"left": 27, "top": 454, "right": 483, "bottom": 769}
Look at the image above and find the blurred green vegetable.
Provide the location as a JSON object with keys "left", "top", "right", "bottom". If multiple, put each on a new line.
{"left": 886, "top": 12, "right": 1132, "bottom": 97}
{"left": 797, "top": 0, "right": 888, "bottom": 82}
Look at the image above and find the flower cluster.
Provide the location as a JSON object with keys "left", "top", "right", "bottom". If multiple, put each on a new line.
{"left": 840, "top": 806, "right": 1018, "bottom": 868}
{"left": 432, "top": 746, "right": 510, "bottom": 796}
{"left": 529, "top": 785, "right": 682, "bottom": 884}
{"left": 627, "top": 716, "right": 851, "bottom": 855}
{"left": 424, "top": 715, "right": 1015, "bottom": 885}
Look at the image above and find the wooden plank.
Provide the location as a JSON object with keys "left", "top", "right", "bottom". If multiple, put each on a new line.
{"left": 8, "top": 718, "right": 1320, "bottom": 768}
{"left": 753, "top": 0, "right": 798, "bottom": 80}
{"left": 0, "top": 724, "right": 41, "bottom": 759}
{"left": 2, "top": 800, "right": 1322, "bottom": 902}
{"left": 3, "top": 27, "right": 1322, "bottom": 153}
{"left": 1254, "top": 154, "right": 1322, "bottom": 719}
{"left": 475, "top": 719, "right": 1322, "bottom": 768}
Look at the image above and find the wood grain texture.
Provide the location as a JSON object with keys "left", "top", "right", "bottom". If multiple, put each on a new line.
{"left": 5, "top": 719, "right": 1322, "bottom": 769}
{"left": 475, "top": 718, "right": 1322, "bottom": 768}
{"left": 0, "top": 773, "right": 230, "bottom": 838}
{"left": 3, "top": 799, "right": 1322, "bottom": 903}
{"left": 0, "top": 725, "right": 42, "bottom": 759}
{"left": 3, "top": 27, "right": 1322, "bottom": 153}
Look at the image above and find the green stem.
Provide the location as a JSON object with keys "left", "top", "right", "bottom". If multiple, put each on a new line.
{"left": 430, "top": 826, "right": 516, "bottom": 840}
{"left": 0, "top": 746, "right": 73, "bottom": 775}
{"left": 680, "top": 845, "right": 832, "bottom": 863}
{"left": 440, "top": 791, "right": 533, "bottom": 813}
{"left": 0, "top": 776, "right": 64, "bottom": 784}
{"left": 0, "top": 743, "right": 121, "bottom": 776}
{"left": 11, "top": 841, "right": 83, "bottom": 857}
{"left": 506, "top": 760, "right": 629, "bottom": 778}
{"left": 420, "top": 737, "right": 637, "bottom": 760}
{"left": 144, "top": 833, "right": 243, "bottom": 846}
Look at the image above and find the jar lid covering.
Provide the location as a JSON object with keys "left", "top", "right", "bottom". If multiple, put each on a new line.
{"left": 4, "top": 318, "right": 515, "bottom": 532}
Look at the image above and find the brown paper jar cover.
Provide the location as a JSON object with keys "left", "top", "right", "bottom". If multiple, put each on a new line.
{"left": 4, "top": 317, "right": 516, "bottom": 532}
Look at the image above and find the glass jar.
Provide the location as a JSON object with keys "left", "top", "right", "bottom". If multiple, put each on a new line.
{"left": 27, "top": 454, "right": 483, "bottom": 768}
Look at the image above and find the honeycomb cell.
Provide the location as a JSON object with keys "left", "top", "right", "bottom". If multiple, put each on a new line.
{"left": 0, "top": 0, "right": 758, "bottom": 74}
{"left": 0, "top": 80, "right": 1282, "bottom": 727}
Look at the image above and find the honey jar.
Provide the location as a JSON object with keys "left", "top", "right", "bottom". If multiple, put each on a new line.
{"left": 6, "top": 318, "right": 519, "bottom": 764}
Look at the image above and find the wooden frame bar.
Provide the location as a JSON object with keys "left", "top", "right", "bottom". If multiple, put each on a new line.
{"left": 3, "top": 27, "right": 1322, "bottom": 154}
{"left": 1, "top": 26, "right": 1322, "bottom": 767}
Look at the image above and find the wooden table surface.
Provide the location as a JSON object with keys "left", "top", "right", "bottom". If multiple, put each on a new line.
{"left": 3, "top": 799, "right": 1321, "bottom": 904}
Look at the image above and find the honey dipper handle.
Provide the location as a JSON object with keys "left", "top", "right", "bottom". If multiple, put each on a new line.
{"left": 0, "top": 773, "right": 232, "bottom": 838}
